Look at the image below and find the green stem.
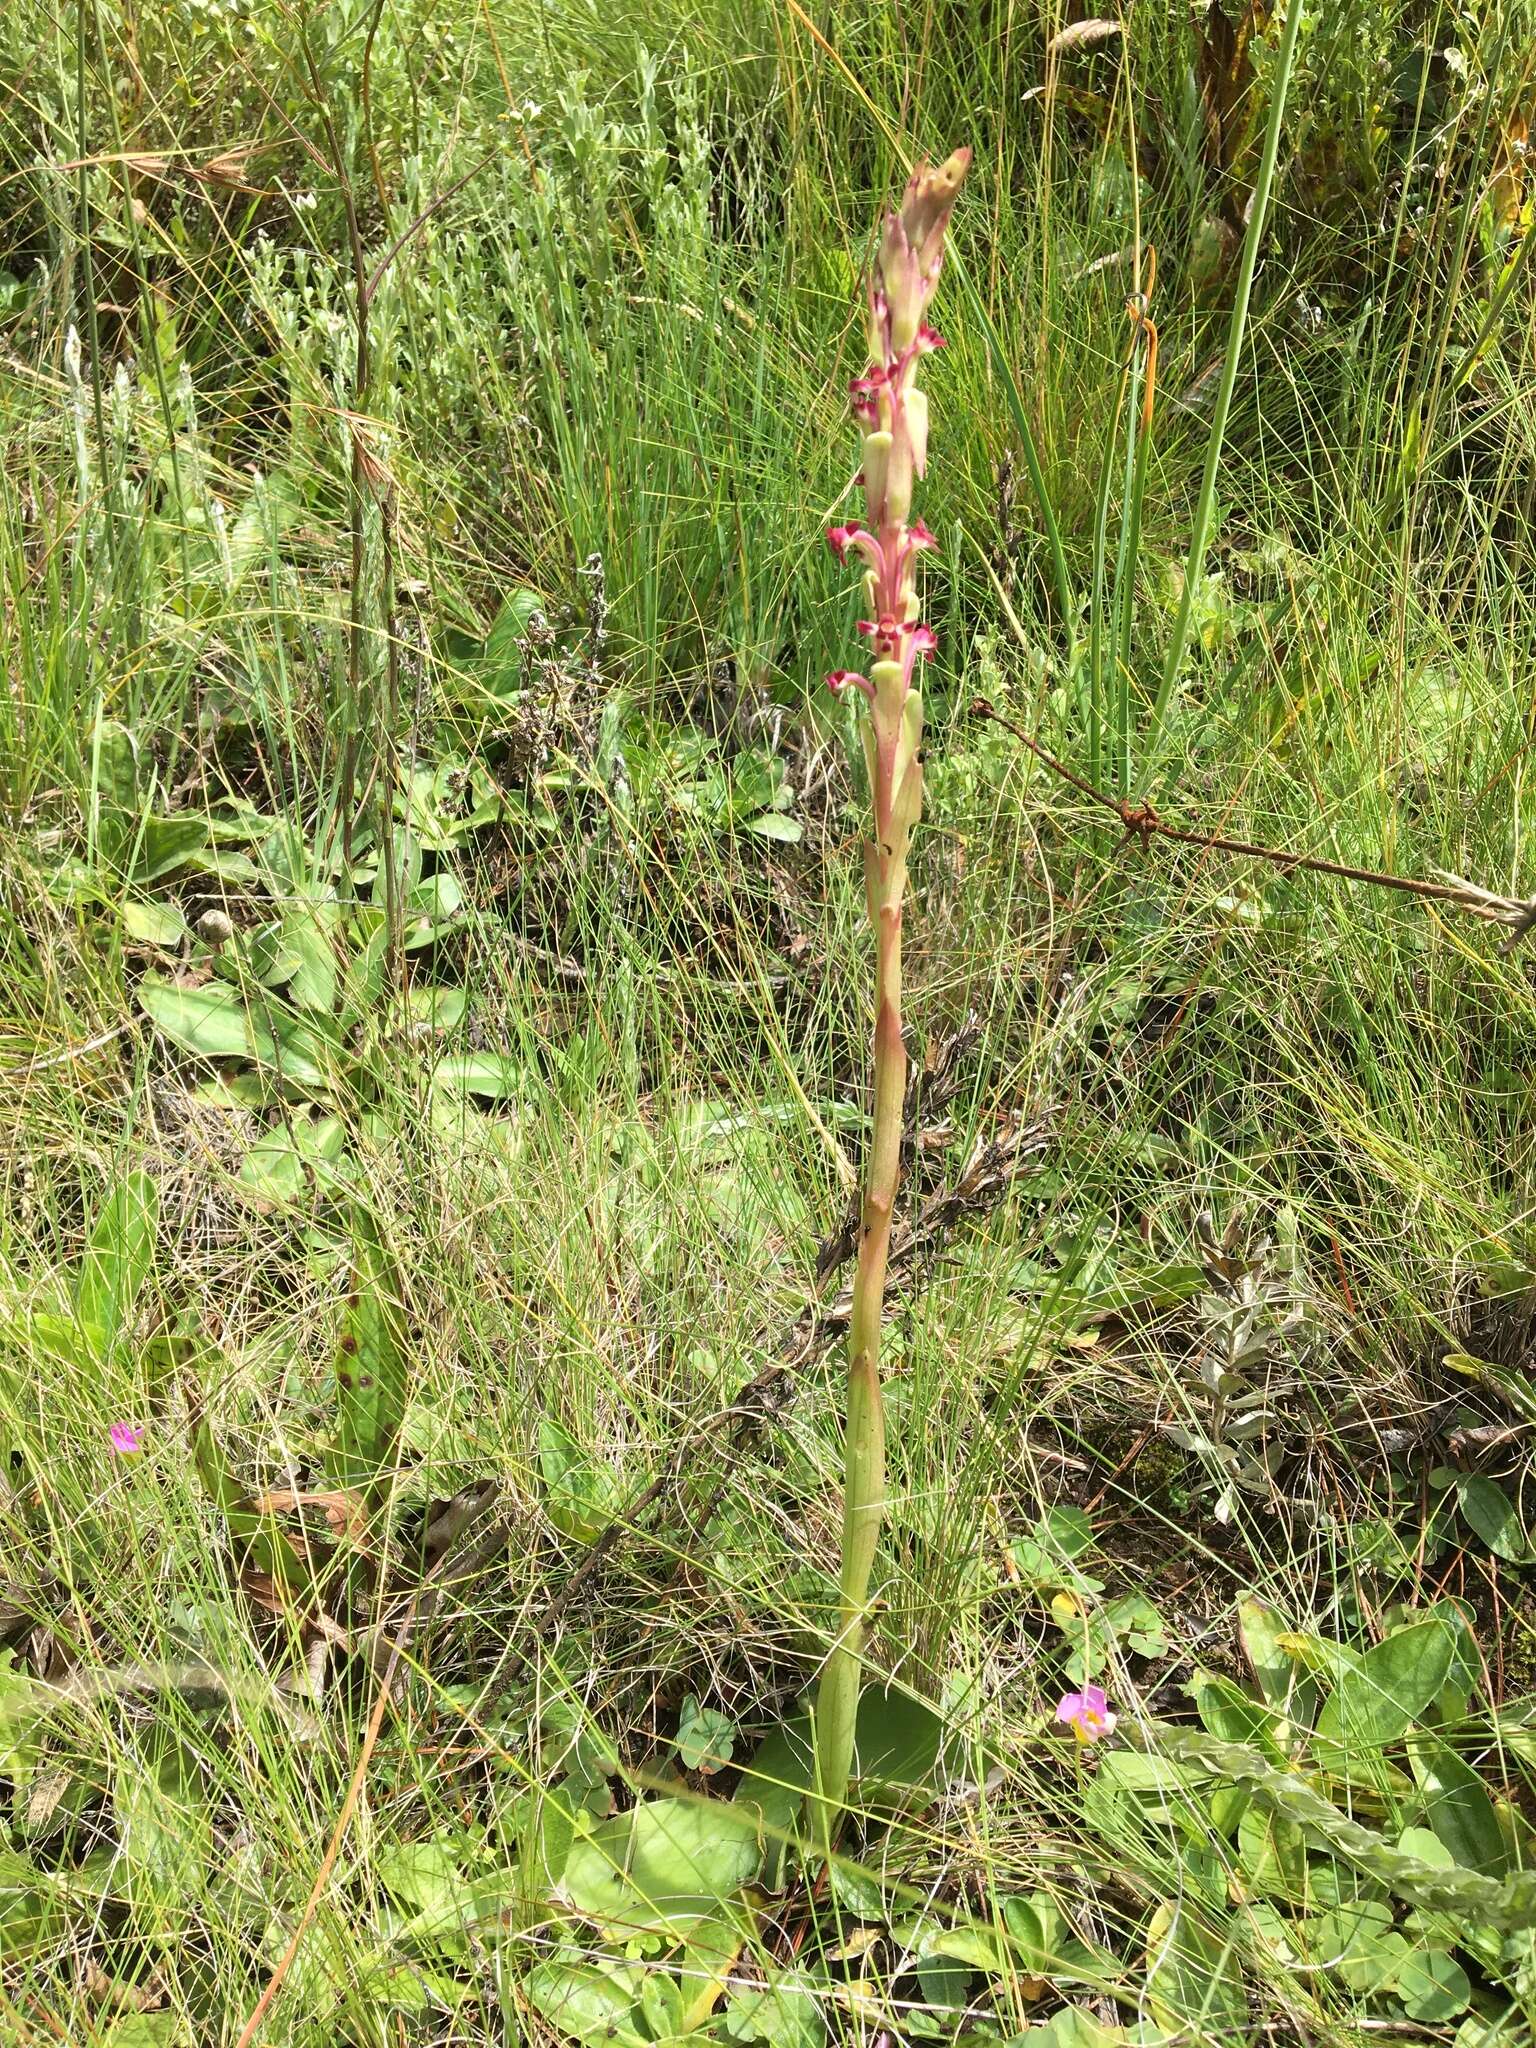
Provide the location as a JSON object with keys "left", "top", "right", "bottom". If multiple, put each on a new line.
{"left": 1142, "top": 0, "right": 1305, "bottom": 783}
{"left": 813, "top": 835, "right": 906, "bottom": 1854}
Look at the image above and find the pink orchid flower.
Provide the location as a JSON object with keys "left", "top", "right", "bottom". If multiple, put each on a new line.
{"left": 1055, "top": 1684, "right": 1117, "bottom": 1744}
{"left": 108, "top": 1422, "right": 144, "bottom": 1457}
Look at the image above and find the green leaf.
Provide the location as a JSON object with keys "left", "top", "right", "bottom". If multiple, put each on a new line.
{"left": 539, "top": 1416, "right": 621, "bottom": 1545}
{"left": 98, "top": 2013, "right": 181, "bottom": 2046}
{"left": 1455, "top": 1475, "right": 1526, "bottom": 1561}
{"left": 1105, "top": 1590, "right": 1167, "bottom": 1659}
{"left": 1018, "top": 2011, "right": 1124, "bottom": 2048}
{"left": 1316, "top": 1620, "right": 1455, "bottom": 1751}
{"left": 1144, "top": 1900, "right": 1246, "bottom": 2036}
{"left": 113, "top": 1751, "right": 210, "bottom": 1933}
{"left": 676, "top": 1697, "right": 737, "bottom": 1774}
{"left": 340, "top": 914, "right": 389, "bottom": 1028}
{"left": 94, "top": 719, "right": 140, "bottom": 872}
{"left": 852, "top": 1683, "right": 947, "bottom": 1802}
{"left": 187, "top": 1402, "right": 312, "bottom": 1600}
{"left": 1395, "top": 1947, "right": 1470, "bottom": 2022}
{"left": 403, "top": 870, "right": 466, "bottom": 947}
{"left": 1001, "top": 1891, "right": 1069, "bottom": 1976}
{"left": 722, "top": 1973, "right": 824, "bottom": 2048}
{"left": 743, "top": 812, "right": 803, "bottom": 843}
{"left": 562, "top": 1796, "right": 760, "bottom": 1938}
{"left": 1237, "top": 1593, "right": 1317, "bottom": 1730}
{"left": 76, "top": 1170, "right": 158, "bottom": 1352}
{"left": 238, "top": 1116, "right": 347, "bottom": 1204}
{"left": 525, "top": 1958, "right": 649, "bottom": 2048}
{"left": 406, "top": 985, "right": 468, "bottom": 1033}
{"left": 1407, "top": 1735, "right": 1508, "bottom": 1875}
{"left": 120, "top": 899, "right": 186, "bottom": 948}
{"left": 131, "top": 815, "right": 209, "bottom": 883}
{"left": 1043, "top": 1505, "right": 1095, "bottom": 1560}
{"left": 1236, "top": 1805, "right": 1309, "bottom": 1900}
{"left": 734, "top": 1713, "right": 813, "bottom": 1891}
{"left": 377, "top": 1836, "right": 465, "bottom": 1922}
{"left": 432, "top": 1051, "right": 524, "bottom": 1101}
{"left": 269, "top": 1010, "right": 343, "bottom": 1093}
{"left": 330, "top": 1211, "right": 408, "bottom": 1504}
{"left": 139, "top": 977, "right": 272, "bottom": 1064}
{"left": 283, "top": 906, "right": 340, "bottom": 1015}
{"left": 484, "top": 587, "right": 546, "bottom": 688}
{"left": 0, "top": 1850, "right": 65, "bottom": 1964}
{"left": 1193, "top": 1668, "right": 1284, "bottom": 1754}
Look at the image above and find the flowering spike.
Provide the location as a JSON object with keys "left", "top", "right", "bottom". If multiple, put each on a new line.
{"left": 813, "top": 148, "right": 968, "bottom": 1860}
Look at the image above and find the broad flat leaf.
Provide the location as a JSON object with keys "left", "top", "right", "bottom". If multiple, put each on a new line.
{"left": 734, "top": 1712, "right": 813, "bottom": 1891}
{"left": 407, "top": 985, "right": 468, "bottom": 1032}
{"left": 330, "top": 1211, "right": 408, "bottom": 1503}
{"left": 1455, "top": 1475, "right": 1525, "bottom": 1561}
{"left": 0, "top": 1849, "right": 66, "bottom": 1962}
{"left": 1395, "top": 1947, "right": 1470, "bottom": 2022}
{"left": 676, "top": 1697, "right": 736, "bottom": 1774}
{"left": 1018, "top": 2011, "right": 1122, "bottom": 2048}
{"left": 403, "top": 870, "right": 465, "bottom": 948}
{"left": 283, "top": 907, "right": 340, "bottom": 1015}
{"left": 539, "top": 1416, "right": 621, "bottom": 1545}
{"left": 852, "top": 1683, "right": 946, "bottom": 1801}
{"left": 121, "top": 899, "right": 186, "bottom": 948}
{"left": 377, "top": 1836, "right": 469, "bottom": 1938}
{"left": 721, "top": 1973, "right": 823, "bottom": 2048}
{"left": 76, "top": 1170, "right": 158, "bottom": 1351}
{"left": 1316, "top": 1621, "right": 1454, "bottom": 1751}
{"left": 1236, "top": 1805, "right": 1308, "bottom": 1900}
{"left": 340, "top": 915, "right": 389, "bottom": 1028}
{"left": 139, "top": 976, "right": 272, "bottom": 1063}
{"left": 114, "top": 1754, "right": 210, "bottom": 1923}
{"left": 1407, "top": 1735, "right": 1507, "bottom": 1875}
{"left": 1193, "top": 1667, "right": 1284, "bottom": 1754}
{"left": 239, "top": 1116, "right": 346, "bottom": 1204}
{"left": 1144, "top": 1900, "right": 1246, "bottom": 2036}
{"left": 743, "top": 812, "right": 803, "bottom": 843}
{"left": 432, "top": 1051, "right": 524, "bottom": 1101}
{"left": 94, "top": 720, "right": 140, "bottom": 871}
{"left": 188, "top": 1400, "right": 311, "bottom": 1600}
{"left": 562, "top": 1796, "right": 760, "bottom": 1937}
{"left": 1238, "top": 1593, "right": 1317, "bottom": 1727}
{"left": 94, "top": 2012, "right": 179, "bottom": 2045}
{"left": 525, "top": 1959, "right": 648, "bottom": 2048}
{"left": 484, "top": 587, "right": 546, "bottom": 689}
{"left": 270, "top": 1011, "right": 342, "bottom": 1092}
{"left": 132, "top": 815, "right": 209, "bottom": 883}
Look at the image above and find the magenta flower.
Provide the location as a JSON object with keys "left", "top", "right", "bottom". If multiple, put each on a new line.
{"left": 108, "top": 1422, "right": 144, "bottom": 1457}
{"left": 1055, "top": 1685, "right": 1117, "bottom": 1745}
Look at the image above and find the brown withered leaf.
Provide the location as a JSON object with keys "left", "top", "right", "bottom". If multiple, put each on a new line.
{"left": 1195, "top": 1, "right": 1273, "bottom": 219}
{"left": 252, "top": 1486, "right": 370, "bottom": 1547}
{"left": 1047, "top": 18, "right": 1123, "bottom": 56}
{"left": 1490, "top": 103, "right": 1531, "bottom": 237}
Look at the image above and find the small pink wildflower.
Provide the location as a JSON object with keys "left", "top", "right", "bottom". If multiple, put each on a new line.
{"left": 108, "top": 1422, "right": 143, "bottom": 1457}
{"left": 1055, "top": 1685, "right": 1117, "bottom": 1745}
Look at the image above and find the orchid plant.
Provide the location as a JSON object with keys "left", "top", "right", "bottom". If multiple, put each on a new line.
{"left": 813, "top": 147, "right": 970, "bottom": 1848}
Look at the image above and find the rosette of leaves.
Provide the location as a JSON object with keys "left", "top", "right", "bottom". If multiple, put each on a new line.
{"left": 1160, "top": 1210, "right": 1320, "bottom": 1522}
